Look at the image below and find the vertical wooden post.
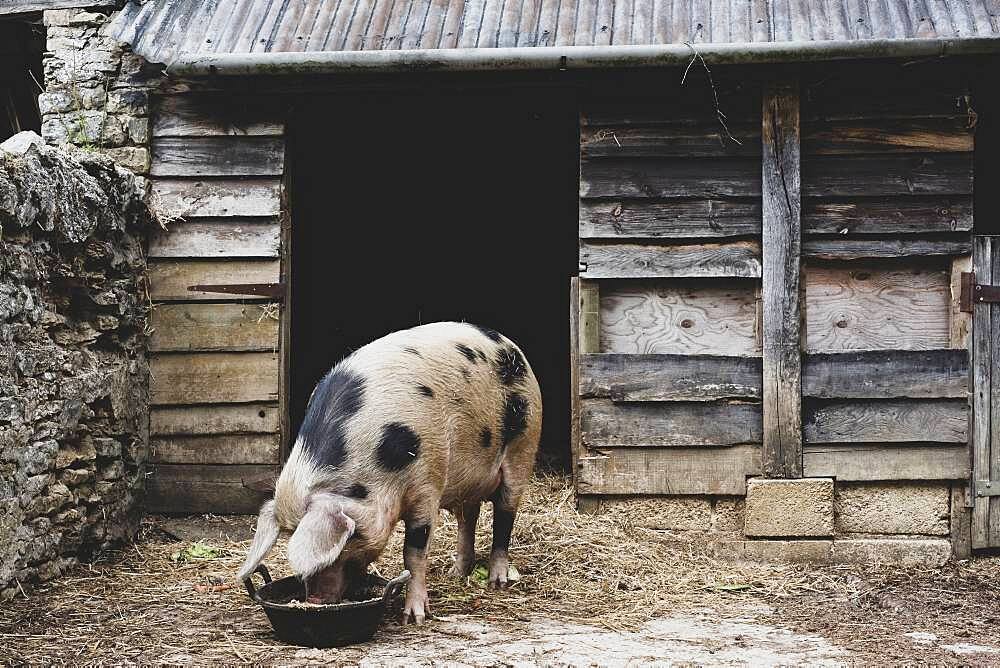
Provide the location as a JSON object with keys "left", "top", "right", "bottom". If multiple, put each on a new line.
{"left": 575, "top": 279, "right": 602, "bottom": 514}
{"left": 761, "top": 79, "right": 803, "bottom": 478}
{"left": 972, "top": 236, "right": 993, "bottom": 548}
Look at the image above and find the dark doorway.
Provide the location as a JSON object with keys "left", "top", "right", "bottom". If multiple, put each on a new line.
{"left": 289, "top": 86, "right": 579, "bottom": 469}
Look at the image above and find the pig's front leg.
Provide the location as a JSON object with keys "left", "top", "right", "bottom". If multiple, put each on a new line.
{"left": 402, "top": 515, "right": 433, "bottom": 624}
{"left": 450, "top": 500, "right": 480, "bottom": 578}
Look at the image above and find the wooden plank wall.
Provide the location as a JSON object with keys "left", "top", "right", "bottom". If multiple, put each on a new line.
{"left": 800, "top": 62, "right": 973, "bottom": 485}
{"left": 147, "top": 94, "right": 285, "bottom": 513}
{"left": 577, "top": 80, "right": 764, "bottom": 497}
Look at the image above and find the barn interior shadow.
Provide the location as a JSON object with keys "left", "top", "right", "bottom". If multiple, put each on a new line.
{"left": 289, "top": 86, "right": 579, "bottom": 470}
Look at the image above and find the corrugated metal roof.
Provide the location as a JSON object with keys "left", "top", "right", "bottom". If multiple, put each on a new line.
{"left": 108, "top": 0, "right": 1000, "bottom": 67}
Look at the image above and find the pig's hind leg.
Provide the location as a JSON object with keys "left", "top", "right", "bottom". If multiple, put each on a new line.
{"left": 450, "top": 500, "right": 481, "bottom": 578}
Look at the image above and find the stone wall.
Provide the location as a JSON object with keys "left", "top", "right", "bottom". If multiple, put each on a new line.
{"left": 39, "top": 7, "right": 159, "bottom": 175}
{"left": 0, "top": 133, "right": 150, "bottom": 601}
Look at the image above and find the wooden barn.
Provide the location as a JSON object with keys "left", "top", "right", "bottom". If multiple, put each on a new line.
{"left": 31, "top": 0, "right": 999, "bottom": 559}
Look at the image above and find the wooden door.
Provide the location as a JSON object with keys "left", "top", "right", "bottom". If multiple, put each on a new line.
{"left": 972, "top": 237, "right": 1000, "bottom": 548}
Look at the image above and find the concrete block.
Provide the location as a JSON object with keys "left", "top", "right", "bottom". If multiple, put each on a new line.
{"left": 831, "top": 539, "right": 951, "bottom": 568}
{"left": 713, "top": 540, "right": 834, "bottom": 563}
{"left": 745, "top": 478, "right": 834, "bottom": 537}
{"left": 599, "top": 496, "right": 712, "bottom": 531}
{"left": 836, "top": 483, "right": 950, "bottom": 536}
{"left": 711, "top": 497, "right": 745, "bottom": 532}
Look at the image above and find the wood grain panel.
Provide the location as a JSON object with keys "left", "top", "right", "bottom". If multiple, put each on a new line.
{"left": 804, "top": 118, "right": 973, "bottom": 154}
{"left": 803, "top": 445, "right": 970, "bottom": 481}
{"left": 600, "top": 280, "right": 759, "bottom": 355}
{"left": 151, "top": 403, "right": 280, "bottom": 435}
{"left": 801, "top": 349, "right": 969, "bottom": 399}
{"left": 146, "top": 464, "right": 277, "bottom": 514}
{"left": 581, "top": 399, "right": 761, "bottom": 447}
{"left": 150, "top": 303, "right": 279, "bottom": 352}
{"left": 578, "top": 445, "right": 762, "bottom": 495}
{"left": 153, "top": 96, "right": 285, "bottom": 136}
{"left": 151, "top": 137, "right": 285, "bottom": 177}
{"left": 803, "top": 197, "right": 972, "bottom": 235}
{"left": 149, "top": 219, "right": 280, "bottom": 258}
{"left": 581, "top": 241, "right": 761, "bottom": 279}
{"left": 151, "top": 434, "right": 281, "bottom": 465}
{"left": 803, "top": 400, "right": 968, "bottom": 444}
{"left": 580, "top": 353, "right": 762, "bottom": 401}
{"left": 148, "top": 260, "right": 280, "bottom": 301}
{"left": 580, "top": 199, "right": 761, "bottom": 239}
{"left": 805, "top": 263, "right": 950, "bottom": 352}
{"left": 150, "top": 352, "right": 280, "bottom": 405}
{"left": 580, "top": 158, "right": 760, "bottom": 199}
{"left": 802, "top": 154, "right": 972, "bottom": 197}
{"left": 151, "top": 178, "right": 281, "bottom": 218}
{"left": 580, "top": 123, "right": 759, "bottom": 158}
{"left": 802, "top": 238, "right": 972, "bottom": 260}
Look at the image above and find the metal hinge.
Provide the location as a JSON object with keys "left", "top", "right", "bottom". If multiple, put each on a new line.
{"left": 959, "top": 272, "right": 1000, "bottom": 312}
{"left": 188, "top": 282, "right": 286, "bottom": 300}
{"left": 975, "top": 480, "right": 1000, "bottom": 497}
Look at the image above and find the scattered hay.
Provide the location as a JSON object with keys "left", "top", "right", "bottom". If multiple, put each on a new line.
{"left": 2, "top": 473, "right": 1000, "bottom": 664}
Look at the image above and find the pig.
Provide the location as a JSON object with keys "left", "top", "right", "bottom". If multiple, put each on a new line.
{"left": 237, "top": 321, "right": 542, "bottom": 624}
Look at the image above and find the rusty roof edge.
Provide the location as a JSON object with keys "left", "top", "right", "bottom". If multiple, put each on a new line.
{"left": 164, "top": 37, "right": 1000, "bottom": 76}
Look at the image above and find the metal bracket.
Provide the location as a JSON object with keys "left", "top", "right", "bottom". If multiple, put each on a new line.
{"left": 959, "top": 271, "right": 1000, "bottom": 312}
{"left": 187, "top": 283, "right": 286, "bottom": 300}
{"left": 975, "top": 480, "right": 1000, "bottom": 497}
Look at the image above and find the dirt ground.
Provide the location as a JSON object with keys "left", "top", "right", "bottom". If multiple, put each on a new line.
{"left": 3, "top": 474, "right": 1000, "bottom": 666}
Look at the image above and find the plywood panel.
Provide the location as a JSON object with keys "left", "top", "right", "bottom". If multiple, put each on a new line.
{"left": 581, "top": 399, "right": 761, "bottom": 447}
{"left": 151, "top": 178, "right": 281, "bottom": 218}
{"left": 150, "top": 352, "right": 280, "bottom": 405}
{"left": 151, "top": 434, "right": 280, "bottom": 465}
{"left": 580, "top": 241, "right": 761, "bottom": 279}
{"left": 151, "top": 303, "right": 279, "bottom": 352}
{"left": 151, "top": 403, "right": 280, "bottom": 435}
{"left": 805, "top": 263, "right": 950, "bottom": 352}
{"left": 803, "top": 400, "right": 968, "bottom": 444}
{"left": 600, "top": 280, "right": 759, "bottom": 355}
{"left": 803, "top": 445, "right": 970, "bottom": 481}
{"left": 577, "top": 444, "right": 762, "bottom": 495}
{"left": 148, "top": 260, "right": 280, "bottom": 301}
{"left": 149, "top": 219, "right": 280, "bottom": 258}
{"left": 580, "top": 353, "right": 762, "bottom": 401}
{"left": 146, "top": 464, "right": 277, "bottom": 514}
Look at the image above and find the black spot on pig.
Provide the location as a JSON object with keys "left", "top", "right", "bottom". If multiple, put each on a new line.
{"left": 347, "top": 483, "right": 368, "bottom": 499}
{"left": 404, "top": 524, "right": 430, "bottom": 551}
{"left": 461, "top": 367, "right": 471, "bottom": 382}
{"left": 299, "top": 368, "right": 366, "bottom": 467}
{"left": 495, "top": 346, "right": 527, "bottom": 386}
{"left": 403, "top": 347, "right": 422, "bottom": 357}
{"left": 377, "top": 422, "right": 421, "bottom": 471}
{"left": 480, "top": 427, "right": 493, "bottom": 449}
{"left": 417, "top": 384, "right": 434, "bottom": 398}
{"left": 456, "top": 343, "right": 478, "bottom": 363}
{"left": 501, "top": 393, "right": 529, "bottom": 448}
{"left": 470, "top": 324, "right": 502, "bottom": 342}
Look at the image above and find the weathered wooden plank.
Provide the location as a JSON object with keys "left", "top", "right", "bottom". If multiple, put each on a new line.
{"left": 151, "top": 178, "right": 281, "bottom": 218}
{"left": 581, "top": 399, "right": 762, "bottom": 447}
{"left": 801, "top": 154, "right": 973, "bottom": 197}
{"left": 150, "top": 403, "right": 280, "bottom": 436}
{"left": 579, "top": 199, "right": 761, "bottom": 239}
{"left": 581, "top": 96, "right": 759, "bottom": 127}
{"left": 801, "top": 349, "right": 969, "bottom": 399}
{"left": 804, "top": 118, "right": 974, "bottom": 154}
{"left": 803, "top": 400, "right": 968, "bottom": 444}
{"left": 952, "top": 484, "right": 972, "bottom": 559}
{"left": 153, "top": 95, "right": 285, "bottom": 137}
{"left": 146, "top": 464, "right": 277, "bottom": 514}
{"left": 150, "top": 303, "right": 279, "bottom": 352}
{"left": 148, "top": 219, "right": 280, "bottom": 258}
{"left": 150, "top": 352, "right": 280, "bottom": 405}
{"left": 761, "top": 79, "right": 802, "bottom": 479}
{"left": 151, "top": 434, "right": 281, "bottom": 465}
{"left": 972, "top": 236, "right": 991, "bottom": 548}
{"left": 151, "top": 137, "right": 285, "bottom": 177}
{"left": 580, "top": 241, "right": 761, "bottom": 279}
{"left": 577, "top": 444, "right": 762, "bottom": 495}
{"left": 802, "top": 238, "right": 972, "bottom": 260}
{"left": 148, "top": 259, "right": 280, "bottom": 301}
{"left": 580, "top": 280, "right": 600, "bottom": 354}
{"left": 580, "top": 353, "right": 762, "bottom": 401}
{"left": 600, "top": 280, "right": 758, "bottom": 356}
{"left": 580, "top": 124, "right": 759, "bottom": 158}
{"left": 803, "top": 197, "right": 972, "bottom": 235}
{"left": 570, "top": 277, "right": 582, "bottom": 479}
{"left": 805, "top": 264, "right": 950, "bottom": 352}
{"left": 989, "top": 237, "right": 1000, "bottom": 546}
{"left": 580, "top": 158, "right": 760, "bottom": 199}
{"left": 803, "top": 445, "right": 970, "bottom": 481}
{"left": 950, "top": 255, "right": 972, "bottom": 349}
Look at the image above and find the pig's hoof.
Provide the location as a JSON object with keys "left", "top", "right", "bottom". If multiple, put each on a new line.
{"left": 488, "top": 560, "right": 509, "bottom": 589}
{"left": 449, "top": 560, "right": 473, "bottom": 579}
{"left": 403, "top": 595, "right": 429, "bottom": 625}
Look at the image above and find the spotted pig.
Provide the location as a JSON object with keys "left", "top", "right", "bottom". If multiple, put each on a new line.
{"left": 237, "top": 322, "right": 542, "bottom": 624}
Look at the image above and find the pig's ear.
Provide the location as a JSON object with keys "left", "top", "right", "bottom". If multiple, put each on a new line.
{"left": 287, "top": 494, "right": 356, "bottom": 578}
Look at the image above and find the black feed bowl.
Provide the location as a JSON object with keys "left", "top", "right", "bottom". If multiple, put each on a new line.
{"left": 244, "top": 565, "right": 410, "bottom": 648}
